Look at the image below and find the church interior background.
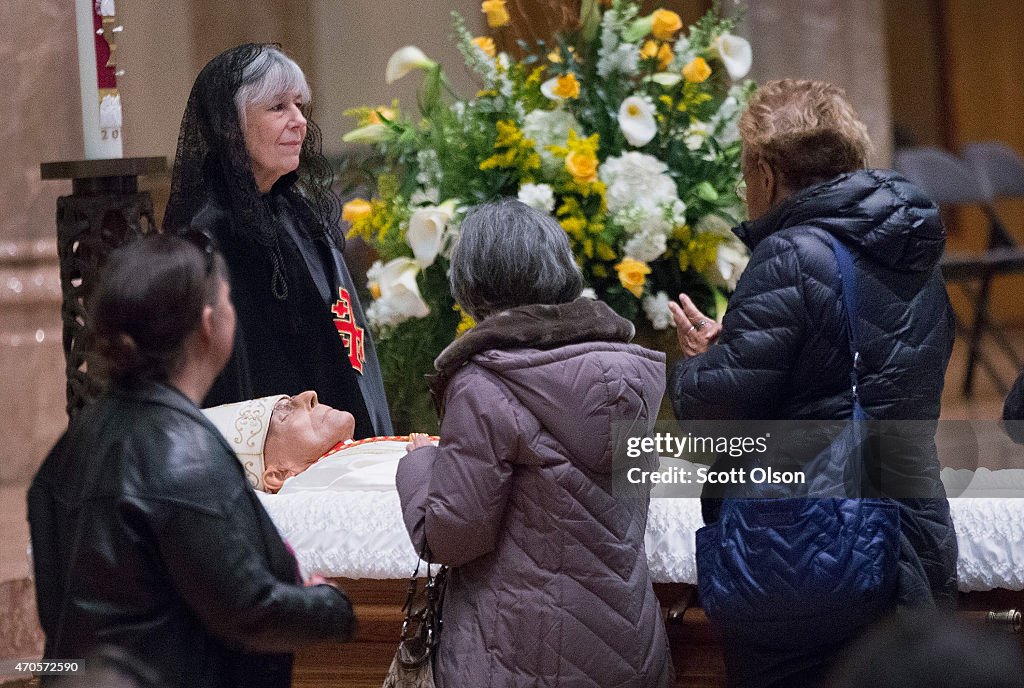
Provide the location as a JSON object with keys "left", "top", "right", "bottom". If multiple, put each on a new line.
{"left": 1, "top": 0, "right": 1023, "bottom": 664}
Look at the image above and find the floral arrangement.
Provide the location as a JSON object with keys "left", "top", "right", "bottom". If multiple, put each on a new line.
{"left": 342, "top": 0, "right": 754, "bottom": 428}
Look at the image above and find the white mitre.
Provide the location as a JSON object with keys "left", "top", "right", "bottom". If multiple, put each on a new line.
{"left": 202, "top": 395, "right": 287, "bottom": 491}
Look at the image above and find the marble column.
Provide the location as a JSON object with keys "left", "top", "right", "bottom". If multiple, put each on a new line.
{"left": 0, "top": 0, "right": 80, "bottom": 486}
{"left": 734, "top": 0, "right": 893, "bottom": 167}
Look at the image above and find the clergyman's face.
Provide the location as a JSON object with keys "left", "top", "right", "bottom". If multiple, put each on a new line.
{"left": 264, "top": 391, "right": 355, "bottom": 478}
{"left": 243, "top": 90, "right": 307, "bottom": 193}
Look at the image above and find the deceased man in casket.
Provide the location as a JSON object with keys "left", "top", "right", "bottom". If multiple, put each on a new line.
{"left": 203, "top": 393, "right": 1024, "bottom": 599}
{"left": 203, "top": 392, "right": 424, "bottom": 494}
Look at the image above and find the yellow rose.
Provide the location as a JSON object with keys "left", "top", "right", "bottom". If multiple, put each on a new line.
{"left": 481, "top": 0, "right": 510, "bottom": 28}
{"left": 657, "top": 43, "right": 673, "bottom": 70}
{"left": 472, "top": 36, "right": 497, "bottom": 58}
{"left": 342, "top": 198, "right": 373, "bottom": 224}
{"left": 682, "top": 56, "right": 712, "bottom": 83}
{"left": 615, "top": 257, "right": 651, "bottom": 298}
{"left": 553, "top": 72, "right": 580, "bottom": 99}
{"left": 565, "top": 151, "right": 598, "bottom": 183}
{"left": 651, "top": 9, "right": 682, "bottom": 41}
{"left": 640, "top": 40, "right": 659, "bottom": 61}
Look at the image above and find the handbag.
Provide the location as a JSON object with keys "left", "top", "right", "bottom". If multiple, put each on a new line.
{"left": 382, "top": 548, "right": 448, "bottom": 688}
{"left": 695, "top": 234, "right": 901, "bottom": 651}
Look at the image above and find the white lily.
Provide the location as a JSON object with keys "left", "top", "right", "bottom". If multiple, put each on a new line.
{"left": 618, "top": 96, "right": 657, "bottom": 147}
{"left": 716, "top": 33, "right": 752, "bottom": 80}
{"left": 648, "top": 72, "right": 682, "bottom": 87}
{"left": 712, "top": 242, "right": 749, "bottom": 291}
{"left": 373, "top": 257, "right": 430, "bottom": 321}
{"left": 342, "top": 123, "right": 391, "bottom": 144}
{"left": 385, "top": 46, "right": 436, "bottom": 85}
{"left": 406, "top": 200, "right": 456, "bottom": 268}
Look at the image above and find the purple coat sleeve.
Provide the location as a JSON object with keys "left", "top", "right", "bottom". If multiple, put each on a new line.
{"left": 396, "top": 368, "right": 518, "bottom": 566}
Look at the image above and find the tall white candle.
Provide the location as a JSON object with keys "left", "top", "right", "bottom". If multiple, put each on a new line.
{"left": 75, "top": 0, "right": 123, "bottom": 159}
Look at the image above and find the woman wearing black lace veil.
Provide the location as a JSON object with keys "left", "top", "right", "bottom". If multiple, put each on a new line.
{"left": 164, "top": 43, "right": 392, "bottom": 438}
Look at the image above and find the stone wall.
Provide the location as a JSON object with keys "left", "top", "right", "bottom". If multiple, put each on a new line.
{"left": 0, "top": 0, "right": 80, "bottom": 487}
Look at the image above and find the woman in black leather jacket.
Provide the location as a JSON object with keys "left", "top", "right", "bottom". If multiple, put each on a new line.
{"left": 28, "top": 235, "right": 355, "bottom": 688}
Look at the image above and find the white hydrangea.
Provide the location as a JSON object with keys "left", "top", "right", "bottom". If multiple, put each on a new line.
{"left": 614, "top": 198, "right": 684, "bottom": 263}
{"left": 642, "top": 291, "right": 673, "bottom": 330}
{"left": 600, "top": 152, "right": 680, "bottom": 214}
{"left": 416, "top": 149, "right": 442, "bottom": 190}
{"left": 366, "top": 298, "right": 405, "bottom": 330}
{"left": 522, "top": 108, "right": 582, "bottom": 174}
{"left": 671, "top": 35, "right": 695, "bottom": 70}
{"left": 599, "top": 6, "right": 626, "bottom": 49}
{"left": 365, "top": 261, "right": 401, "bottom": 330}
{"left": 597, "top": 44, "right": 640, "bottom": 79}
{"left": 708, "top": 86, "right": 748, "bottom": 145}
{"left": 624, "top": 229, "right": 668, "bottom": 263}
{"left": 517, "top": 183, "right": 555, "bottom": 213}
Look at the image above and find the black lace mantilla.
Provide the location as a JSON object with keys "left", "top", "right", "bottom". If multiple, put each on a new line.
{"left": 163, "top": 43, "right": 342, "bottom": 300}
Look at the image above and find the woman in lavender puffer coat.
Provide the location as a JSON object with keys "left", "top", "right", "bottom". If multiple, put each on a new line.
{"left": 397, "top": 198, "right": 674, "bottom": 688}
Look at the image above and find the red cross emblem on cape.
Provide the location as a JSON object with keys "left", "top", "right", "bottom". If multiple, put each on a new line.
{"left": 331, "top": 288, "right": 366, "bottom": 374}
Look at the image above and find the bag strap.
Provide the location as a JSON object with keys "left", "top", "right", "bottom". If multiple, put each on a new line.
{"left": 826, "top": 234, "right": 865, "bottom": 416}
{"left": 399, "top": 544, "right": 447, "bottom": 647}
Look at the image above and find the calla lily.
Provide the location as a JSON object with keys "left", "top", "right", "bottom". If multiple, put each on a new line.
{"left": 406, "top": 200, "right": 456, "bottom": 268}
{"left": 648, "top": 72, "right": 682, "bottom": 87}
{"left": 385, "top": 46, "right": 436, "bottom": 84}
{"left": 540, "top": 73, "right": 580, "bottom": 101}
{"left": 376, "top": 257, "right": 430, "bottom": 320}
{"left": 711, "top": 242, "right": 749, "bottom": 291}
{"left": 715, "top": 33, "right": 752, "bottom": 80}
{"left": 618, "top": 96, "right": 657, "bottom": 147}
{"left": 342, "top": 123, "right": 391, "bottom": 144}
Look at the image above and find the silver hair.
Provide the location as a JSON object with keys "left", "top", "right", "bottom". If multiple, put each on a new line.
{"left": 449, "top": 198, "right": 583, "bottom": 321}
{"left": 234, "top": 46, "right": 311, "bottom": 128}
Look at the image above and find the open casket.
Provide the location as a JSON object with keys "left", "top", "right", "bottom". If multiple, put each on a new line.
{"left": 257, "top": 439, "right": 1024, "bottom": 688}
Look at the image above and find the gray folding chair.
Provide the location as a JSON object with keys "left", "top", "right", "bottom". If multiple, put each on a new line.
{"left": 963, "top": 141, "right": 1024, "bottom": 247}
{"left": 894, "top": 146, "right": 1024, "bottom": 398}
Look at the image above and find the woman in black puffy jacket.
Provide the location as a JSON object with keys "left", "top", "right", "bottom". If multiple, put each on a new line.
{"left": 669, "top": 80, "right": 957, "bottom": 688}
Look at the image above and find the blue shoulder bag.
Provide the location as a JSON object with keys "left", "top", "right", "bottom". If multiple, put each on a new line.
{"left": 695, "top": 235, "right": 901, "bottom": 651}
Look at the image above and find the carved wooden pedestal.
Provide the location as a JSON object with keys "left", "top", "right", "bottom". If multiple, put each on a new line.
{"left": 39, "top": 157, "right": 166, "bottom": 417}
